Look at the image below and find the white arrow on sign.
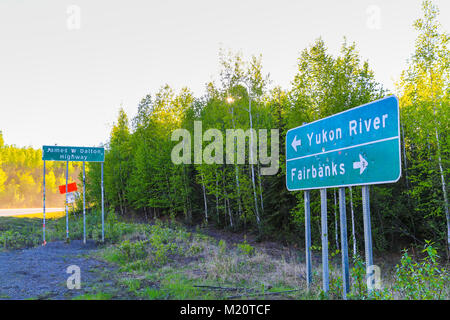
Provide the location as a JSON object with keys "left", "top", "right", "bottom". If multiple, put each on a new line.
{"left": 353, "top": 154, "right": 368, "bottom": 174}
{"left": 291, "top": 135, "right": 302, "bottom": 152}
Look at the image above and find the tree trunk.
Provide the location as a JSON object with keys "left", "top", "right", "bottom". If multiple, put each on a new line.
{"left": 430, "top": 72, "right": 449, "bottom": 257}
{"left": 216, "top": 170, "right": 219, "bottom": 224}
{"left": 248, "top": 93, "right": 261, "bottom": 229}
{"left": 257, "top": 162, "right": 264, "bottom": 214}
{"left": 231, "top": 105, "right": 243, "bottom": 221}
{"left": 334, "top": 189, "right": 339, "bottom": 251}
{"left": 201, "top": 172, "right": 208, "bottom": 224}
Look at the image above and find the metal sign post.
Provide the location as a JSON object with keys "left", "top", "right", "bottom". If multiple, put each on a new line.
{"left": 304, "top": 190, "right": 312, "bottom": 290}
{"left": 42, "top": 145, "right": 105, "bottom": 245}
{"left": 83, "top": 161, "right": 86, "bottom": 244}
{"left": 339, "top": 187, "right": 350, "bottom": 299}
{"left": 43, "top": 161, "right": 46, "bottom": 245}
{"left": 362, "top": 185, "right": 374, "bottom": 292}
{"left": 65, "top": 161, "right": 69, "bottom": 242}
{"left": 320, "top": 188, "right": 329, "bottom": 293}
{"left": 101, "top": 162, "right": 104, "bottom": 242}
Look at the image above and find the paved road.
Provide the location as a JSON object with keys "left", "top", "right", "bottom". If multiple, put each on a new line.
{"left": 0, "top": 208, "right": 64, "bottom": 217}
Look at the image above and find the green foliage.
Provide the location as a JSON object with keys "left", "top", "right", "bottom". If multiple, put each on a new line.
{"left": 73, "top": 292, "right": 113, "bottom": 300}
{"left": 348, "top": 254, "right": 367, "bottom": 299}
{"left": 0, "top": 230, "right": 38, "bottom": 250}
{"left": 0, "top": 217, "right": 42, "bottom": 250}
{"left": 0, "top": 143, "right": 79, "bottom": 208}
{"left": 218, "top": 239, "right": 227, "bottom": 256}
{"left": 117, "top": 240, "right": 148, "bottom": 262}
{"left": 393, "top": 241, "right": 449, "bottom": 299}
{"left": 236, "top": 238, "right": 255, "bottom": 256}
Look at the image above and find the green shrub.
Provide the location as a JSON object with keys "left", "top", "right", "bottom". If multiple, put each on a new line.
{"left": 0, "top": 230, "right": 39, "bottom": 249}
{"left": 349, "top": 254, "right": 367, "bottom": 299}
{"left": 393, "top": 241, "right": 449, "bottom": 299}
{"left": 237, "top": 239, "right": 255, "bottom": 257}
{"left": 118, "top": 240, "right": 148, "bottom": 262}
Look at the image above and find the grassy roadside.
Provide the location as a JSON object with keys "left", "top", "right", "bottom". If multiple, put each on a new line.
{"left": 92, "top": 220, "right": 307, "bottom": 300}
{"left": 0, "top": 211, "right": 449, "bottom": 300}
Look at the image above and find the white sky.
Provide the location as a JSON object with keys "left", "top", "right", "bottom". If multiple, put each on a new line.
{"left": 0, "top": 0, "right": 449, "bottom": 149}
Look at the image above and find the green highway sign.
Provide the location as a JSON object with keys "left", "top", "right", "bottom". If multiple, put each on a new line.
{"left": 286, "top": 95, "right": 401, "bottom": 191}
{"left": 42, "top": 145, "right": 105, "bottom": 162}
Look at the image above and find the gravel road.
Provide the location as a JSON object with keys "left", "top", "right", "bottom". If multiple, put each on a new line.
{"left": 0, "top": 240, "right": 116, "bottom": 300}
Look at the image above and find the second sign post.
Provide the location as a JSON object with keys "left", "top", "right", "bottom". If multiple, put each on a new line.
{"left": 42, "top": 145, "right": 105, "bottom": 244}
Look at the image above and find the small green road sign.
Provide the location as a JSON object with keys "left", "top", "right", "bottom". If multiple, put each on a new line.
{"left": 286, "top": 95, "right": 401, "bottom": 190}
{"left": 42, "top": 145, "right": 105, "bottom": 162}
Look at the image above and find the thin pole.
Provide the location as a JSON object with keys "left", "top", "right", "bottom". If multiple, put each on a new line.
{"left": 339, "top": 187, "right": 350, "bottom": 299}
{"left": 349, "top": 186, "right": 357, "bottom": 257}
{"left": 320, "top": 188, "right": 329, "bottom": 293}
{"left": 362, "top": 185, "right": 374, "bottom": 292}
{"left": 334, "top": 189, "right": 339, "bottom": 251}
{"left": 65, "top": 161, "right": 69, "bottom": 242}
{"left": 304, "top": 190, "right": 312, "bottom": 290}
{"left": 83, "top": 161, "right": 86, "bottom": 244}
{"left": 101, "top": 162, "right": 104, "bottom": 242}
{"left": 43, "top": 160, "right": 46, "bottom": 245}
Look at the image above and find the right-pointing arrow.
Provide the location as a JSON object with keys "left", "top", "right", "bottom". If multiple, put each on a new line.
{"left": 353, "top": 154, "right": 368, "bottom": 174}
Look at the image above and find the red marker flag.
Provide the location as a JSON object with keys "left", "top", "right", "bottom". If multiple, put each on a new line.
{"left": 59, "top": 182, "right": 77, "bottom": 194}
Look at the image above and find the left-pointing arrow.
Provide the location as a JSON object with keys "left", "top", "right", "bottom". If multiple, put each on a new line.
{"left": 291, "top": 135, "right": 301, "bottom": 152}
{"left": 353, "top": 154, "right": 368, "bottom": 174}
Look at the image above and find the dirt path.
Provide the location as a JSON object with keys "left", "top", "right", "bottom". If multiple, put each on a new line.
{"left": 0, "top": 240, "right": 116, "bottom": 300}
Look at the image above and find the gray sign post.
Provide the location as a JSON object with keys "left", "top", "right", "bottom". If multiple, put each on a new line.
{"left": 101, "top": 162, "right": 104, "bottom": 242}
{"left": 339, "top": 188, "right": 350, "bottom": 299}
{"left": 83, "top": 161, "right": 86, "bottom": 244}
{"left": 66, "top": 161, "right": 69, "bottom": 241}
{"left": 42, "top": 145, "right": 105, "bottom": 244}
{"left": 43, "top": 161, "right": 46, "bottom": 244}
{"left": 320, "top": 189, "right": 329, "bottom": 293}
{"left": 362, "top": 185, "right": 374, "bottom": 291}
{"left": 304, "top": 190, "right": 312, "bottom": 290}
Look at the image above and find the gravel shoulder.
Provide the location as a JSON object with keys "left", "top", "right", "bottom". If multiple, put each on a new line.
{"left": 0, "top": 240, "right": 116, "bottom": 300}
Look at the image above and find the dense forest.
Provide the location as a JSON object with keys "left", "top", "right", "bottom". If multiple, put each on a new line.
{"left": 83, "top": 1, "right": 449, "bottom": 257}
{"left": 1, "top": 1, "right": 449, "bottom": 259}
{"left": 0, "top": 134, "right": 80, "bottom": 208}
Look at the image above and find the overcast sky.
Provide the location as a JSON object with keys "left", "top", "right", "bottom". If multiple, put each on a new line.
{"left": 0, "top": 0, "right": 449, "bottom": 149}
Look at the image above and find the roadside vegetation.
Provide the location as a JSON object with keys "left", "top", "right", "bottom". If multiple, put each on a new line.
{"left": 1, "top": 211, "right": 448, "bottom": 300}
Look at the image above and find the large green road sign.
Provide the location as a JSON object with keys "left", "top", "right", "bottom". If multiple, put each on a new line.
{"left": 286, "top": 95, "right": 401, "bottom": 190}
{"left": 42, "top": 145, "right": 105, "bottom": 162}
